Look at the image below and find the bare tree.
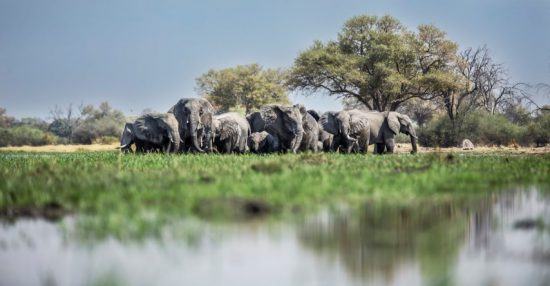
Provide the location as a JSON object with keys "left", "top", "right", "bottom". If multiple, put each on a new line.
{"left": 48, "top": 103, "right": 84, "bottom": 140}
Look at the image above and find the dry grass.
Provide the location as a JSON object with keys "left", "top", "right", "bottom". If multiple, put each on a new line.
{"left": 395, "top": 143, "right": 550, "bottom": 154}
{"left": 0, "top": 143, "right": 119, "bottom": 152}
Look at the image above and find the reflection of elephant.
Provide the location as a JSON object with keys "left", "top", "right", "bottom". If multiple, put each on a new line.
{"left": 248, "top": 131, "right": 280, "bottom": 153}
{"left": 361, "top": 111, "right": 417, "bottom": 154}
{"left": 295, "top": 105, "right": 319, "bottom": 152}
{"left": 320, "top": 110, "right": 371, "bottom": 153}
{"left": 247, "top": 105, "right": 304, "bottom": 153}
{"left": 119, "top": 113, "right": 180, "bottom": 153}
{"left": 168, "top": 98, "right": 214, "bottom": 153}
{"left": 212, "top": 112, "right": 250, "bottom": 153}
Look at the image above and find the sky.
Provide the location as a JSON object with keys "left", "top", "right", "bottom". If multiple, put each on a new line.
{"left": 1, "top": 0, "right": 549, "bottom": 118}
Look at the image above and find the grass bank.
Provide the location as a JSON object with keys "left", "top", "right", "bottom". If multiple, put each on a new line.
{"left": 1, "top": 151, "right": 549, "bottom": 238}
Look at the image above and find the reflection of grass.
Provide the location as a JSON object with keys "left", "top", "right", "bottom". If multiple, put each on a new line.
{"left": 0, "top": 152, "right": 548, "bottom": 238}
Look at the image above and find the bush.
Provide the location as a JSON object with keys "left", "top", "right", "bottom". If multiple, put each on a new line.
{"left": 525, "top": 111, "right": 550, "bottom": 147}
{"left": 418, "top": 111, "right": 528, "bottom": 147}
{"left": 0, "top": 126, "right": 58, "bottom": 147}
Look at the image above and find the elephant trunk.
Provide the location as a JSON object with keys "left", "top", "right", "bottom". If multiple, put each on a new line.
{"left": 290, "top": 128, "right": 304, "bottom": 153}
{"left": 409, "top": 126, "right": 418, "bottom": 154}
{"left": 170, "top": 131, "right": 180, "bottom": 153}
{"left": 189, "top": 117, "right": 204, "bottom": 153}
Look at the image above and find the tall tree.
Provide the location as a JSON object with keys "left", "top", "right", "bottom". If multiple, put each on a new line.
{"left": 288, "top": 14, "right": 459, "bottom": 111}
{"left": 196, "top": 64, "right": 289, "bottom": 113}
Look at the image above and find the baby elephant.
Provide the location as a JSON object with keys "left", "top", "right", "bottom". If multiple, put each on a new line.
{"left": 212, "top": 112, "right": 250, "bottom": 153}
{"left": 248, "top": 131, "right": 280, "bottom": 153}
{"left": 119, "top": 113, "right": 180, "bottom": 153}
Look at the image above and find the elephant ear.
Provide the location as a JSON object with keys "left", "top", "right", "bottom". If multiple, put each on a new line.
{"left": 307, "top": 110, "right": 320, "bottom": 121}
{"left": 320, "top": 112, "right": 339, "bottom": 135}
{"left": 158, "top": 113, "right": 180, "bottom": 143}
{"left": 349, "top": 113, "right": 369, "bottom": 136}
{"left": 134, "top": 114, "right": 165, "bottom": 144}
{"left": 386, "top": 112, "right": 400, "bottom": 135}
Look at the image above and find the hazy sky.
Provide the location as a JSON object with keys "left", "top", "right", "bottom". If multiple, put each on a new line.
{"left": 1, "top": 0, "right": 549, "bottom": 118}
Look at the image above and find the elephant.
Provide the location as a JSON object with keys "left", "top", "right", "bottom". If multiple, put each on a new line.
{"left": 360, "top": 111, "right": 418, "bottom": 154}
{"left": 320, "top": 110, "right": 371, "bottom": 153}
{"left": 307, "top": 109, "right": 321, "bottom": 121}
{"left": 247, "top": 104, "right": 304, "bottom": 153}
{"left": 212, "top": 112, "right": 251, "bottom": 153}
{"left": 168, "top": 98, "right": 214, "bottom": 153}
{"left": 248, "top": 131, "right": 280, "bottom": 153}
{"left": 119, "top": 113, "right": 180, "bottom": 153}
{"left": 295, "top": 105, "right": 320, "bottom": 152}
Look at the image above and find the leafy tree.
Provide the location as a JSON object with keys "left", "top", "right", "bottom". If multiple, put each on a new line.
{"left": 196, "top": 63, "right": 289, "bottom": 113}
{"left": 288, "top": 14, "right": 459, "bottom": 111}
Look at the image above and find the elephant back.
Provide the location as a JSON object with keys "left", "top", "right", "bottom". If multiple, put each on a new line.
{"left": 133, "top": 114, "right": 167, "bottom": 145}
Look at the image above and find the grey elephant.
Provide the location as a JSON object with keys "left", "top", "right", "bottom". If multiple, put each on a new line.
{"left": 307, "top": 109, "right": 321, "bottom": 121}
{"left": 119, "top": 113, "right": 180, "bottom": 153}
{"left": 212, "top": 112, "right": 251, "bottom": 153}
{"left": 361, "top": 111, "right": 418, "bottom": 154}
{"left": 247, "top": 104, "right": 304, "bottom": 153}
{"left": 248, "top": 131, "right": 280, "bottom": 153}
{"left": 320, "top": 110, "right": 371, "bottom": 153}
{"left": 295, "top": 105, "right": 319, "bottom": 152}
{"left": 168, "top": 98, "right": 214, "bottom": 153}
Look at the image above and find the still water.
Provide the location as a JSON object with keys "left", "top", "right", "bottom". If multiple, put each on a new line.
{"left": 1, "top": 189, "right": 549, "bottom": 286}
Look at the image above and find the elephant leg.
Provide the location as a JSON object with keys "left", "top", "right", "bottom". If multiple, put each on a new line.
{"left": 375, "top": 143, "right": 385, "bottom": 154}
{"left": 223, "top": 140, "right": 232, "bottom": 153}
{"left": 164, "top": 142, "right": 172, "bottom": 154}
{"left": 385, "top": 139, "right": 396, "bottom": 154}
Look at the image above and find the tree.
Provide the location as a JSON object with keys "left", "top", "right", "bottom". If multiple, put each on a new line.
{"left": 0, "top": 107, "right": 15, "bottom": 128}
{"left": 48, "top": 104, "right": 83, "bottom": 140}
{"left": 288, "top": 14, "right": 459, "bottom": 111}
{"left": 397, "top": 98, "right": 440, "bottom": 127}
{"left": 196, "top": 64, "right": 289, "bottom": 113}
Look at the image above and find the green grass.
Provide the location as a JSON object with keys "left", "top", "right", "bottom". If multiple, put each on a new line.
{"left": 1, "top": 151, "right": 549, "bottom": 238}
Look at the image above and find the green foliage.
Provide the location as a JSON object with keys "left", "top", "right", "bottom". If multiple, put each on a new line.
{"left": 0, "top": 107, "right": 15, "bottom": 128}
{"left": 71, "top": 102, "right": 126, "bottom": 144}
{"left": 418, "top": 111, "right": 534, "bottom": 147}
{"left": 0, "top": 152, "right": 548, "bottom": 238}
{"left": 525, "top": 110, "right": 550, "bottom": 146}
{"left": 288, "top": 14, "right": 459, "bottom": 111}
{"left": 0, "top": 126, "right": 58, "bottom": 146}
{"left": 196, "top": 63, "right": 289, "bottom": 113}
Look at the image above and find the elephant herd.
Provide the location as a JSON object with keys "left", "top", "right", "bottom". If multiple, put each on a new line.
{"left": 119, "top": 98, "right": 418, "bottom": 154}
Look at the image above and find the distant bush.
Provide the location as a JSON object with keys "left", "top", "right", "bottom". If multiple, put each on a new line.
{"left": 418, "top": 111, "right": 531, "bottom": 147}
{"left": 525, "top": 111, "right": 549, "bottom": 147}
{"left": 0, "top": 126, "right": 58, "bottom": 147}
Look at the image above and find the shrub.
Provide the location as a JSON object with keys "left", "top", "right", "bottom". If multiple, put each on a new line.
{"left": 0, "top": 126, "right": 58, "bottom": 146}
{"left": 525, "top": 111, "right": 550, "bottom": 147}
{"left": 418, "top": 111, "right": 528, "bottom": 147}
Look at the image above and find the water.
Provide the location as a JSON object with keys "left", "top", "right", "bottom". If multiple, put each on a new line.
{"left": 1, "top": 189, "right": 549, "bottom": 286}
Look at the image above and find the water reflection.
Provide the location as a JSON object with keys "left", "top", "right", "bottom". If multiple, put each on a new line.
{"left": 0, "top": 189, "right": 548, "bottom": 286}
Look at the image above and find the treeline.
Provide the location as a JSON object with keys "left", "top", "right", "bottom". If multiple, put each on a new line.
{"left": 196, "top": 14, "right": 549, "bottom": 147}
{"left": 0, "top": 102, "right": 125, "bottom": 147}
